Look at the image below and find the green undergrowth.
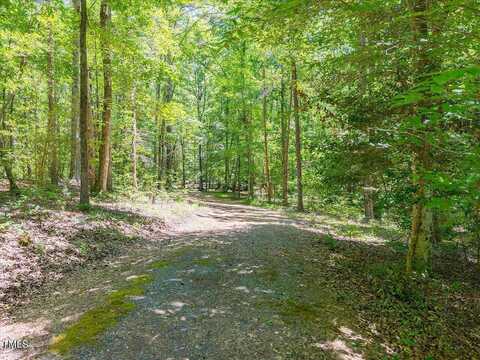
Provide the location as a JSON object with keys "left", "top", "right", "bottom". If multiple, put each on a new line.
{"left": 49, "top": 275, "right": 153, "bottom": 356}
{"left": 315, "top": 235, "right": 480, "bottom": 358}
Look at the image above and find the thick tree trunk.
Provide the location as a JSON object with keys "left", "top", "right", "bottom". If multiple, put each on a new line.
{"left": 407, "top": 139, "right": 433, "bottom": 273}
{"left": 97, "top": 0, "right": 112, "bottom": 192}
{"left": 291, "top": 60, "right": 304, "bottom": 211}
{"left": 406, "top": 0, "right": 433, "bottom": 273}
{"left": 70, "top": 0, "right": 81, "bottom": 182}
{"left": 79, "top": 0, "right": 90, "bottom": 207}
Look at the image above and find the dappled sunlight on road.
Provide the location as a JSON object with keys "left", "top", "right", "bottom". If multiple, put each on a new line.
{"left": 0, "top": 194, "right": 400, "bottom": 360}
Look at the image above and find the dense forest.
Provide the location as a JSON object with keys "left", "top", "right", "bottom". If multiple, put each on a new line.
{"left": 1, "top": 0, "right": 480, "bottom": 358}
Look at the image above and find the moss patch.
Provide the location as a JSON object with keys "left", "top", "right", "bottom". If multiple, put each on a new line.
{"left": 148, "top": 260, "right": 170, "bottom": 269}
{"left": 49, "top": 274, "right": 153, "bottom": 355}
{"left": 258, "top": 267, "right": 280, "bottom": 282}
{"left": 191, "top": 257, "right": 215, "bottom": 267}
{"left": 259, "top": 297, "right": 324, "bottom": 323}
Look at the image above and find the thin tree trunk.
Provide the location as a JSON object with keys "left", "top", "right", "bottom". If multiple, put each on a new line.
{"left": 70, "top": 0, "right": 81, "bottom": 182}
{"left": 363, "top": 177, "right": 375, "bottom": 222}
{"left": 198, "top": 143, "right": 203, "bottom": 191}
{"left": 262, "top": 67, "right": 273, "bottom": 203}
{"left": 181, "top": 136, "right": 186, "bottom": 188}
{"left": 247, "top": 108, "right": 254, "bottom": 199}
{"left": 280, "top": 75, "right": 290, "bottom": 206}
{"left": 131, "top": 86, "right": 138, "bottom": 190}
{"left": 158, "top": 116, "right": 166, "bottom": 188}
{"left": 97, "top": 0, "right": 112, "bottom": 192}
{"left": 165, "top": 125, "right": 174, "bottom": 190}
{"left": 291, "top": 60, "right": 304, "bottom": 211}
{"left": 47, "top": 15, "right": 59, "bottom": 186}
{"left": 154, "top": 79, "right": 161, "bottom": 179}
{"left": 235, "top": 154, "right": 241, "bottom": 199}
{"left": 107, "top": 142, "right": 113, "bottom": 191}
{"left": 79, "top": 0, "right": 90, "bottom": 207}
{"left": 0, "top": 93, "right": 19, "bottom": 194}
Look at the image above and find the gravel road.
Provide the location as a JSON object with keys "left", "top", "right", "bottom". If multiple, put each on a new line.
{"left": 2, "top": 197, "right": 374, "bottom": 360}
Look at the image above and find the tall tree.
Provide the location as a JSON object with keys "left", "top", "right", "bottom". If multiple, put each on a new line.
{"left": 79, "top": 0, "right": 90, "bottom": 207}
{"left": 46, "top": 2, "right": 59, "bottom": 186}
{"left": 97, "top": 0, "right": 112, "bottom": 192}
{"left": 291, "top": 59, "right": 303, "bottom": 211}
{"left": 70, "top": 0, "right": 81, "bottom": 182}
{"left": 280, "top": 74, "right": 290, "bottom": 206}
{"left": 406, "top": 0, "right": 434, "bottom": 273}
{"left": 131, "top": 85, "right": 138, "bottom": 190}
{"left": 262, "top": 66, "right": 273, "bottom": 203}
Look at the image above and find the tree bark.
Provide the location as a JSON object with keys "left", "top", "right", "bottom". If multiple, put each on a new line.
{"left": 70, "top": 0, "right": 81, "bottom": 182}
{"left": 280, "top": 74, "right": 290, "bottom": 206}
{"left": 97, "top": 0, "right": 112, "bottom": 192}
{"left": 291, "top": 60, "right": 304, "bottom": 211}
{"left": 198, "top": 144, "right": 204, "bottom": 191}
{"left": 47, "top": 12, "right": 59, "bottom": 186}
{"left": 79, "top": 0, "right": 90, "bottom": 207}
{"left": 406, "top": 0, "right": 433, "bottom": 273}
{"left": 181, "top": 136, "right": 186, "bottom": 188}
{"left": 0, "top": 91, "right": 19, "bottom": 194}
{"left": 363, "top": 176, "right": 375, "bottom": 222}
{"left": 262, "top": 67, "right": 273, "bottom": 203}
{"left": 131, "top": 86, "right": 138, "bottom": 190}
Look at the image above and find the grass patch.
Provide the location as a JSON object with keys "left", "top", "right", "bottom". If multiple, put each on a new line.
{"left": 191, "top": 257, "right": 215, "bottom": 267}
{"left": 148, "top": 260, "right": 170, "bottom": 269}
{"left": 258, "top": 267, "right": 280, "bottom": 282}
{"left": 49, "top": 275, "right": 153, "bottom": 355}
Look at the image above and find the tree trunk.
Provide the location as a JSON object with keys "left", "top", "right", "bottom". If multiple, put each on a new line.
{"left": 235, "top": 154, "right": 241, "bottom": 199}
{"left": 154, "top": 79, "right": 161, "bottom": 181}
{"left": 97, "top": 0, "right": 112, "bottom": 192}
{"left": 70, "top": 0, "right": 81, "bottom": 182}
{"left": 262, "top": 67, "right": 273, "bottom": 203}
{"left": 363, "top": 176, "right": 375, "bottom": 222}
{"left": 0, "top": 93, "right": 19, "bottom": 194}
{"left": 291, "top": 60, "right": 304, "bottom": 211}
{"left": 247, "top": 110, "right": 254, "bottom": 199}
{"left": 47, "top": 15, "right": 59, "bottom": 186}
{"left": 198, "top": 144, "right": 204, "bottom": 191}
{"left": 131, "top": 86, "right": 138, "bottom": 190}
{"left": 107, "top": 142, "right": 113, "bottom": 191}
{"left": 280, "top": 75, "right": 290, "bottom": 206}
{"left": 79, "top": 0, "right": 90, "bottom": 207}
{"left": 165, "top": 125, "right": 174, "bottom": 190}
{"left": 363, "top": 189, "right": 375, "bottom": 222}
{"left": 406, "top": 0, "right": 433, "bottom": 273}
{"left": 181, "top": 136, "right": 186, "bottom": 188}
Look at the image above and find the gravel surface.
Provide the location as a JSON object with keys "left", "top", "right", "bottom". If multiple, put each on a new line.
{"left": 2, "top": 197, "right": 378, "bottom": 360}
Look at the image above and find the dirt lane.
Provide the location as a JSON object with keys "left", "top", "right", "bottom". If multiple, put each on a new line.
{"left": 1, "top": 196, "right": 385, "bottom": 360}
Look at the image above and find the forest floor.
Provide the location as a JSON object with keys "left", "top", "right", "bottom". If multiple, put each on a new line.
{"left": 1, "top": 187, "right": 479, "bottom": 359}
